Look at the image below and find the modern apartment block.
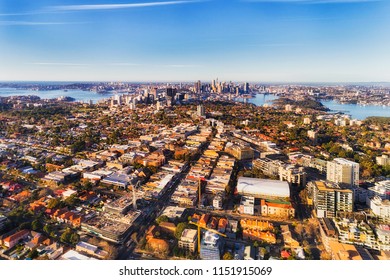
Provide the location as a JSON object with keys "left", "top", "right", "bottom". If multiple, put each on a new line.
{"left": 307, "top": 181, "right": 353, "bottom": 218}
{"left": 327, "top": 158, "right": 359, "bottom": 187}
{"left": 367, "top": 180, "right": 390, "bottom": 201}
{"left": 367, "top": 196, "right": 390, "bottom": 223}
{"left": 200, "top": 231, "right": 223, "bottom": 260}
{"left": 252, "top": 158, "right": 306, "bottom": 187}
{"left": 178, "top": 229, "right": 198, "bottom": 253}
{"left": 376, "top": 154, "right": 390, "bottom": 166}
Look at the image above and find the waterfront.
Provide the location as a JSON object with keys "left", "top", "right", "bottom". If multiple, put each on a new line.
{"left": 320, "top": 99, "right": 390, "bottom": 120}
{"left": 246, "top": 93, "right": 390, "bottom": 120}
{"left": 236, "top": 93, "right": 278, "bottom": 107}
{"left": 0, "top": 88, "right": 112, "bottom": 103}
{"left": 1, "top": 87, "right": 390, "bottom": 120}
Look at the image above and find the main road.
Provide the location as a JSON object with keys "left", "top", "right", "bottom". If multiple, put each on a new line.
{"left": 118, "top": 141, "right": 210, "bottom": 260}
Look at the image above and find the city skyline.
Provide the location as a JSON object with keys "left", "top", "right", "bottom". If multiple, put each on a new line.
{"left": 1, "top": 0, "right": 390, "bottom": 82}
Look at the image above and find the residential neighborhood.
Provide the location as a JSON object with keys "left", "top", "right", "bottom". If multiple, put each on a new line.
{"left": 0, "top": 81, "right": 390, "bottom": 261}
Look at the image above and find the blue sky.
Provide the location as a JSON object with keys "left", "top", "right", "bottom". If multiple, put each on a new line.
{"left": 0, "top": 0, "right": 389, "bottom": 82}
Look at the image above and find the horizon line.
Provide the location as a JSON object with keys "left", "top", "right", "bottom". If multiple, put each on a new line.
{"left": 1, "top": 79, "right": 389, "bottom": 85}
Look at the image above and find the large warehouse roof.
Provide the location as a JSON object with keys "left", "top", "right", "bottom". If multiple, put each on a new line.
{"left": 236, "top": 177, "right": 290, "bottom": 198}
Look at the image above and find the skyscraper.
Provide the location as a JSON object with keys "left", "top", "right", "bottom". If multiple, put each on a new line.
{"left": 244, "top": 82, "right": 249, "bottom": 93}
{"left": 151, "top": 87, "right": 158, "bottom": 100}
{"left": 197, "top": 104, "right": 205, "bottom": 117}
{"left": 166, "top": 87, "right": 177, "bottom": 105}
{"left": 194, "top": 80, "right": 202, "bottom": 93}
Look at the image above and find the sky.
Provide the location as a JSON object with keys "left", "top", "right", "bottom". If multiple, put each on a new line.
{"left": 0, "top": 0, "right": 389, "bottom": 82}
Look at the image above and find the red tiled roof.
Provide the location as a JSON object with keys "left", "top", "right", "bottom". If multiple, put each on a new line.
{"left": 3, "top": 229, "right": 29, "bottom": 243}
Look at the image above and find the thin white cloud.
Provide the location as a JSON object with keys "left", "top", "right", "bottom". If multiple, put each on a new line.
{"left": 0, "top": 21, "right": 85, "bottom": 26}
{"left": 109, "top": 63, "right": 202, "bottom": 67}
{"left": 0, "top": 1, "right": 204, "bottom": 16}
{"left": 108, "top": 63, "right": 141, "bottom": 66}
{"left": 0, "top": 12, "right": 37, "bottom": 17}
{"left": 108, "top": 62, "right": 202, "bottom": 68}
{"left": 311, "top": 0, "right": 380, "bottom": 2}
{"left": 245, "top": 0, "right": 381, "bottom": 3}
{"left": 309, "top": 0, "right": 380, "bottom": 3}
{"left": 160, "top": 64, "right": 202, "bottom": 68}
{"left": 28, "top": 62, "right": 89, "bottom": 66}
{"left": 28, "top": 62, "right": 201, "bottom": 68}
{"left": 48, "top": 1, "right": 201, "bottom": 12}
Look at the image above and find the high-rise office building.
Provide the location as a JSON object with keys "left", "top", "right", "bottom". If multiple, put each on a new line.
{"left": 211, "top": 79, "right": 217, "bottom": 93}
{"left": 150, "top": 87, "right": 158, "bottom": 100}
{"left": 197, "top": 104, "right": 205, "bottom": 117}
{"left": 244, "top": 82, "right": 249, "bottom": 93}
{"left": 166, "top": 87, "right": 177, "bottom": 105}
{"left": 327, "top": 158, "right": 359, "bottom": 187}
{"left": 194, "top": 80, "right": 202, "bottom": 93}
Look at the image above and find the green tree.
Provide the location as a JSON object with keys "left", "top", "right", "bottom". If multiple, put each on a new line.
{"left": 31, "top": 219, "right": 42, "bottom": 231}
{"left": 259, "top": 247, "right": 267, "bottom": 259}
{"left": 43, "top": 224, "right": 52, "bottom": 235}
{"left": 70, "top": 139, "right": 86, "bottom": 153}
{"left": 60, "top": 228, "right": 72, "bottom": 244}
{"left": 18, "top": 222, "right": 31, "bottom": 230}
{"left": 172, "top": 246, "right": 180, "bottom": 257}
{"left": 82, "top": 181, "right": 93, "bottom": 191}
{"left": 70, "top": 233, "right": 80, "bottom": 245}
{"left": 47, "top": 198, "right": 62, "bottom": 209}
{"left": 174, "top": 222, "right": 188, "bottom": 240}
{"left": 27, "top": 249, "right": 39, "bottom": 259}
{"left": 156, "top": 215, "right": 169, "bottom": 225}
{"left": 64, "top": 195, "right": 80, "bottom": 207}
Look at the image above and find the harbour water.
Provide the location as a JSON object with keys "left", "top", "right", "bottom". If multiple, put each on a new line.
{"left": 320, "top": 100, "right": 390, "bottom": 120}
{"left": 1, "top": 88, "right": 389, "bottom": 120}
{"left": 246, "top": 93, "right": 390, "bottom": 120}
{"left": 236, "top": 93, "right": 278, "bottom": 107}
{"left": 0, "top": 88, "right": 112, "bottom": 103}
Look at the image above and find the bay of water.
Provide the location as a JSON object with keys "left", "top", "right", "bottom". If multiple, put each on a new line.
{"left": 320, "top": 100, "right": 390, "bottom": 120}
{"left": 236, "top": 93, "right": 278, "bottom": 106}
{"left": 0, "top": 88, "right": 112, "bottom": 103}
{"left": 2, "top": 88, "right": 389, "bottom": 120}
{"left": 246, "top": 93, "right": 390, "bottom": 120}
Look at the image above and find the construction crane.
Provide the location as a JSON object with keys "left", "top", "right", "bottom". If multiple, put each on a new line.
{"left": 189, "top": 220, "right": 227, "bottom": 254}
{"left": 127, "top": 180, "right": 141, "bottom": 210}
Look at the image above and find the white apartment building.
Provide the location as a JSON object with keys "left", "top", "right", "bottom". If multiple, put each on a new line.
{"left": 368, "top": 196, "right": 390, "bottom": 223}
{"left": 327, "top": 158, "right": 359, "bottom": 186}
{"left": 178, "top": 229, "right": 198, "bottom": 253}
{"left": 376, "top": 155, "right": 390, "bottom": 166}
{"left": 367, "top": 180, "right": 390, "bottom": 201}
